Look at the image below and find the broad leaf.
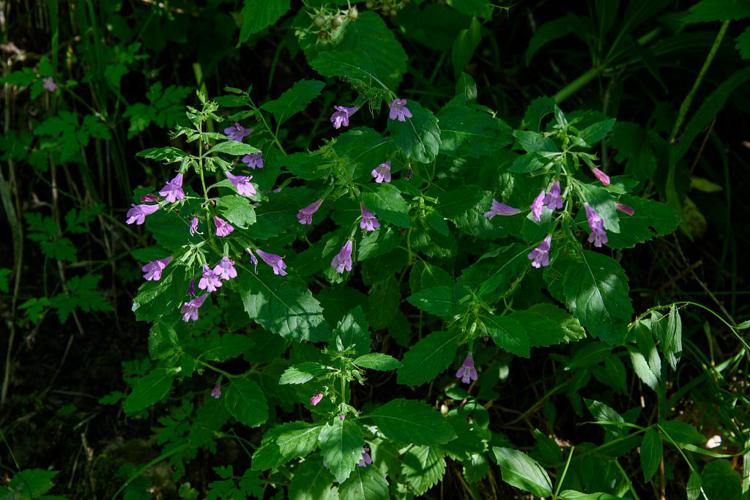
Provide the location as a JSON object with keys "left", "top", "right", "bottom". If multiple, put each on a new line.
{"left": 124, "top": 367, "right": 175, "bottom": 414}
{"left": 224, "top": 378, "right": 268, "bottom": 427}
{"left": 318, "top": 418, "right": 364, "bottom": 483}
{"left": 397, "top": 330, "right": 459, "bottom": 386}
{"left": 262, "top": 79, "right": 325, "bottom": 125}
{"left": 492, "top": 447, "right": 553, "bottom": 497}
{"left": 370, "top": 399, "right": 456, "bottom": 445}
{"left": 388, "top": 101, "right": 441, "bottom": 164}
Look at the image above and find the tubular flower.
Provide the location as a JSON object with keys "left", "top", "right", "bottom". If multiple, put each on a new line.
{"left": 388, "top": 99, "right": 412, "bottom": 122}
{"left": 330, "top": 105, "right": 358, "bottom": 129}
{"left": 126, "top": 203, "right": 159, "bottom": 225}
{"left": 357, "top": 447, "right": 373, "bottom": 467}
{"left": 189, "top": 216, "right": 199, "bottom": 235}
{"left": 310, "top": 393, "right": 324, "bottom": 406}
{"left": 140, "top": 194, "right": 160, "bottom": 203}
{"left": 247, "top": 248, "right": 259, "bottom": 272}
{"left": 241, "top": 152, "right": 264, "bottom": 169}
{"left": 142, "top": 257, "right": 172, "bottom": 281}
{"left": 543, "top": 180, "right": 563, "bottom": 210}
{"left": 359, "top": 205, "right": 380, "bottom": 232}
{"left": 226, "top": 171, "right": 257, "bottom": 197}
{"left": 43, "top": 77, "right": 57, "bottom": 92}
{"left": 211, "top": 383, "right": 222, "bottom": 399}
{"left": 213, "top": 256, "right": 237, "bottom": 281}
{"left": 584, "top": 203, "right": 608, "bottom": 247}
{"left": 255, "top": 249, "right": 288, "bottom": 276}
{"left": 158, "top": 173, "right": 185, "bottom": 203}
{"left": 187, "top": 279, "right": 197, "bottom": 297}
{"left": 198, "top": 265, "right": 223, "bottom": 293}
{"left": 224, "top": 122, "right": 251, "bottom": 142}
{"left": 297, "top": 199, "right": 324, "bottom": 225}
{"left": 528, "top": 234, "right": 552, "bottom": 268}
{"left": 371, "top": 161, "right": 392, "bottom": 183}
{"left": 615, "top": 202, "right": 635, "bottom": 216}
{"left": 181, "top": 294, "right": 207, "bottom": 322}
{"left": 456, "top": 353, "right": 478, "bottom": 384}
{"left": 591, "top": 167, "right": 611, "bottom": 186}
{"left": 484, "top": 199, "right": 520, "bottom": 219}
{"left": 214, "top": 216, "right": 234, "bottom": 237}
{"left": 331, "top": 240, "right": 353, "bottom": 274}
{"left": 530, "top": 190, "right": 546, "bottom": 222}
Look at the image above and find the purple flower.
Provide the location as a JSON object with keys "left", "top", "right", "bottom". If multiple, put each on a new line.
{"left": 543, "top": 180, "right": 563, "bottom": 210}
{"left": 211, "top": 383, "right": 222, "bottom": 399}
{"left": 331, "top": 240, "right": 353, "bottom": 274}
{"left": 371, "top": 161, "right": 392, "bottom": 183}
{"left": 226, "top": 171, "right": 257, "bottom": 197}
{"left": 297, "top": 199, "right": 323, "bottom": 225}
{"left": 189, "top": 216, "right": 199, "bottom": 235}
{"left": 224, "top": 122, "right": 251, "bottom": 142}
{"left": 616, "top": 202, "right": 635, "bottom": 216}
{"left": 125, "top": 204, "right": 159, "bottom": 225}
{"left": 528, "top": 234, "right": 552, "bottom": 268}
{"left": 330, "top": 105, "right": 358, "bottom": 129}
{"left": 389, "top": 99, "right": 413, "bottom": 122}
{"left": 310, "top": 392, "right": 324, "bottom": 406}
{"left": 357, "top": 447, "right": 373, "bottom": 467}
{"left": 141, "top": 256, "right": 172, "bottom": 281}
{"left": 198, "top": 265, "right": 223, "bottom": 293}
{"left": 456, "top": 353, "right": 478, "bottom": 384}
{"left": 484, "top": 199, "right": 521, "bottom": 219}
{"left": 247, "top": 248, "right": 259, "bottom": 272}
{"left": 42, "top": 77, "right": 56, "bottom": 92}
{"left": 255, "top": 249, "right": 288, "bottom": 276}
{"left": 140, "top": 194, "right": 160, "bottom": 203}
{"left": 360, "top": 205, "right": 380, "bottom": 232}
{"left": 158, "top": 173, "right": 185, "bottom": 203}
{"left": 214, "top": 216, "right": 234, "bottom": 237}
{"left": 530, "top": 190, "right": 546, "bottom": 222}
{"left": 591, "top": 167, "right": 611, "bottom": 186}
{"left": 241, "top": 152, "right": 264, "bottom": 169}
{"left": 584, "top": 203, "right": 608, "bottom": 247}
{"left": 214, "top": 256, "right": 237, "bottom": 281}
{"left": 181, "top": 294, "right": 207, "bottom": 322}
{"left": 187, "top": 279, "right": 197, "bottom": 296}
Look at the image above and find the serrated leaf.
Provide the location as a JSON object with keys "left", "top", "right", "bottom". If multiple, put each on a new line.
{"left": 558, "top": 251, "right": 633, "bottom": 344}
{"left": 483, "top": 315, "right": 531, "bottom": 357}
{"left": 492, "top": 447, "right": 553, "bottom": 497}
{"left": 606, "top": 196, "right": 679, "bottom": 249}
{"left": 289, "top": 456, "right": 338, "bottom": 500}
{"left": 137, "top": 146, "right": 190, "bottom": 163}
{"left": 262, "top": 79, "right": 324, "bottom": 125}
{"left": 124, "top": 367, "right": 175, "bottom": 414}
{"left": 353, "top": 353, "right": 401, "bottom": 371}
{"left": 370, "top": 399, "right": 456, "bottom": 445}
{"left": 407, "top": 285, "right": 462, "bottom": 320}
{"left": 318, "top": 418, "right": 364, "bottom": 483}
{"left": 339, "top": 465, "right": 389, "bottom": 500}
{"left": 279, "top": 362, "right": 329, "bottom": 385}
{"left": 402, "top": 445, "right": 446, "bottom": 495}
{"left": 640, "top": 428, "right": 662, "bottom": 482}
{"left": 224, "top": 378, "right": 268, "bottom": 427}
{"left": 239, "top": 0, "right": 290, "bottom": 41}
{"left": 452, "top": 18, "right": 481, "bottom": 76}
{"left": 362, "top": 184, "right": 410, "bottom": 228}
{"left": 208, "top": 141, "right": 260, "bottom": 156}
{"left": 333, "top": 306, "right": 371, "bottom": 357}
{"left": 397, "top": 330, "right": 459, "bottom": 386}
{"left": 252, "top": 422, "right": 323, "bottom": 471}
{"left": 388, "top": 101, "right": 441, "bottom": 164}
{"left": 217, "top": 195, "right": 256, "bottom": 228}
{"left": 438, "top": 105, "right": 513, "bottom": 158}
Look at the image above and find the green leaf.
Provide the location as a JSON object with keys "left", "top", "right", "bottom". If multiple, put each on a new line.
{"left": 687, "top": 470, "right": 702, "bottom": 500}
{"left": 370, "top": 399, "right": 456, "bottom": 445}
{"left": 506, "top": 303, "right": 586, "bottom": 348}
{"left": 525, "top": 15, "right": 589, "bottom": 64}
{"left": 208, "top": 141, "right": 260, "bottom": 156}
{"left": 578, "top": 118, "right": 616, "bottom": 146}
{"left": 606, "top": 196, "right": 680, "bottom": 249}
{"left": 558, "top": 491, "right": 622, "bottom": 500}
{"left": 239, "top": 273, "right": 330, "bottom": 342}
{"left": 658, "top": 420, "right": 705, "bottom": 445}
{"left": 609, "top": 122, "right": 657, "bottom": 182}
{"left": 407, "top": 285, "right": 462, "bottom": 320}
{"left": 339, "top": 465, "right": 389, "bottom": 500}
{"left": 0, "top": 268, "right": 10, "bottom": 293}
{"left": 262, "top": 79, "right": 325, "bottom": 125}
{"left": 401, "top": 445, "right": 446, "bottom": 495}
{"left": 686, "top": 0, "right": 750, "bottom": 22}
{"left": 279, "top": 362, "right": 330, "bottom": 385}
{"left": 640, "top": 428, "right": 662, "bottom": 482}
{"left": 333, "top": 306, "right": 371, "bottom": 357}
{"left": 289, "top": 456, "right": 338, "bottom": 500}
{"left": 252, "top": 422, "right": 323, "bottom": 471}
{"left": 132, "top": 269, "right": 187, "bottom": 322}
{"left": 217, "top": 195, "right": 256, "bottom": 228}
{"left": 306, "top": 12, "right": 408, "bottom": 90}
{"left": 124, "top": 367, "right": 175, "bottom": 414}
{"left": 49, "top": 274, "right": 112, "bottom": 323}
{"left": 483, "top": 315, "right": 531, "bottom": 357}
{"left": 452, "top": 18, "right": 481, "bottom": 76}
{"left": 353, "top": 353, "right": 401, "bottom": 371}
{"left": 223, "top": 378, "right": 268, "bottom": 427}
{"left": 137, "top": 146, "right": 191, "bottom": 163}
{"left": 239, "top": 0, "right": 291, "bottom": 41}
{"left": 397, "top": 330, "right": 459, "bottom": 386}
{"left": 362, "top": 184, "right": 410, "bottom": 228}
{"left": 8, "top": 469, "right": 57, "bottom": 497}
{"left": 701, "top": 460, "right": 742, "bottom": 500}
{"left": 737, "top": 26, "right": 750, "bottom": 59}
{"left": 438, "top": 105, "right": 513, "bottom": 158}
{"left": 492, "top": 447, "right": 553, "bottom": 497}
{"left": 558, "top": 251, "right": 633, "bottom": 344}
{"left": 657, "top": 305, "right": 682, "bottom": 370}
{"left": 387, "top": 101, "right": 441, "bottom": 164}
{"left": 318, "top": 418, "right": 364, "bottom": 483}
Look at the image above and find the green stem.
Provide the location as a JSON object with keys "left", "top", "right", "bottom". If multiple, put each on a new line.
{"left": 553, "top": 445, "right": 575, "bottom": 499}
{"left": 669, "top": 21, "right": 730, "bottom": 143}
{"left": 553, "top": 66, "right": 603, "bottom": 104}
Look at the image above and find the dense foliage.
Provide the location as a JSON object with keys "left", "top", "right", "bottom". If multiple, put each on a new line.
{"left": 2, "top": 0, "right": 750, "bottom": 498}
